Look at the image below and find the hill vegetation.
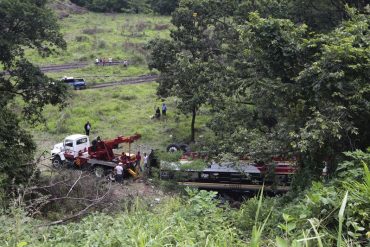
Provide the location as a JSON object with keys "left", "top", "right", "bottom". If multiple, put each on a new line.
{"left": 70, "top": 0, "right": 179, "bottom": 14}
{"left": 0, "top": 0, "right": 369, "bottom": 246}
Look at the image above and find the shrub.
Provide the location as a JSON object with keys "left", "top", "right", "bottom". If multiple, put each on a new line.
{"left": 154, "top": 23, "right": 170, "bottom": 30}
{"left": 157, "top": 150, "right": 182, "bottom": 162}
{"left": 135, "top": 21, "right": 150, "bottom": 32}
{"left": 119, "top": 94, "right": 137, "bottom": 101}
{"left": 97, "top": 40, "right": 107, "bottom": 49}
{"left": 75, "top": 35, "right": 89, "bottom": 42}
{"left": 82, "top": 27, "right": 105, "bottom": 35}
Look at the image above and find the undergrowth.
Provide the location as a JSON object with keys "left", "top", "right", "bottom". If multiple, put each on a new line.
{"left": 1, "top": 149, "right": 369, "bottom": 246}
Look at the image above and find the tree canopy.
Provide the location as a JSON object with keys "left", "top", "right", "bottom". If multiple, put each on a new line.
{"left": 0, "top": 0, "right": 67, "bottom": 199}
{"left": 149, "top": 0, "right": 370, "bottom": 176}
{"left": 148, "top": 0, "right": 236, "bottom": 142}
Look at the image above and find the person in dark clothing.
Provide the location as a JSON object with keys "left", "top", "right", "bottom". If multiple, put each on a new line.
{"left": 155, "top": 107, "right": 161, "bottom": 119}
{"left": 84, "top": 121, "right": 91, "bottom": 136}
{"left": 136, "top": 151, "right": 142, "bottom": 172}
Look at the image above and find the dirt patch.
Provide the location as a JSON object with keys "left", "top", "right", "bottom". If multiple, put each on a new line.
{"left": 110, "top": 179, "right": 165, "bottom": 200}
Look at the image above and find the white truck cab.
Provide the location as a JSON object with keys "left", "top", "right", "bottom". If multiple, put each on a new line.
{"left": 51, "top": 134, "right": 90, "bottom": 168}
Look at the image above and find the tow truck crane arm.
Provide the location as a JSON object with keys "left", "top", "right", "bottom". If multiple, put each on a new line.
{"left": 88, "top": 133, "right": 141, "bottom": 161}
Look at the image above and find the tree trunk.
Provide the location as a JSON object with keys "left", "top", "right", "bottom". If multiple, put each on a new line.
{"left": 190, "top": 106, "right": 197, "bottom": 142}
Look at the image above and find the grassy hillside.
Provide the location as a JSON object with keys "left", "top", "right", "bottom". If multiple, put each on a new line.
{"left": 27, "top": 12, "right": 170, "bottom": 66}
{"left": 46, "top": 65, "right": 150, "bottom": 85}
{"left": 26, "top": 11, "right": 170, "bottom": 84}
{"left": 34, "top": 83, "right": 211, "bottom": 154}
{"left": 26, "top": 9, "right": 211, "bottom": 154}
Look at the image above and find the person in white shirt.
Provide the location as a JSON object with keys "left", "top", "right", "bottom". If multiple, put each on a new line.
{"left": 114, "top": 163, "right": 124, "bottom": 183}
{"left": 143, "top": 153, "right": 148, "bottom": 170}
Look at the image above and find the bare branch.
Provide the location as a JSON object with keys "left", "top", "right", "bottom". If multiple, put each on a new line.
{"left": 38, "top": 182, "right": 112, "bottom": 227}
{"left": 66, "top": 171, "right": 83, "bottom": 197}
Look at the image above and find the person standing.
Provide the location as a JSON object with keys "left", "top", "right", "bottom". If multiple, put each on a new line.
{"left": 155, "top": 107, "right": 161, "bottom": 119}
{"left": 162, "top": 103, "right": 167, "bottom": 116}
{"left": 108, "top": 57, "right": 112, "bottom": 65}
{"left": 114, "top": 163, "right": 124, "bottom": 183}
{"left": 84, "top": 121, "right": 91, "bottom": 136}
{"left": 143, "top": 153, "right": 148, "bottom": 170}
{"left": 136, "top": 151, "right": 142, "bottom": 172}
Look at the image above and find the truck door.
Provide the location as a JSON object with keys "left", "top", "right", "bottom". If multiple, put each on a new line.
{"left": 76, "top": 137, "right": 89, "bottom": 155}
{"left": 64, "top": 139, "right": 75, "bottom": 157}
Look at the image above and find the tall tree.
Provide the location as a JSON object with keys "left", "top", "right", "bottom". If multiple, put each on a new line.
{"left": 210, "top": 9, "right": 370, "bottom": 175}
{"left": 0, "top": 0, "right": 67, "bottom": 199}
{"left": 148, "top": 0, "right": 236, "bottom": 142}
{"left": 149, "top": 0, "right": 179, "bottom": 15}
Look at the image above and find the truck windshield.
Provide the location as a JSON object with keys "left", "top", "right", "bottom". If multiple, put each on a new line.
{"left": 64, "top": 140, "right": 73, "bottom": 147}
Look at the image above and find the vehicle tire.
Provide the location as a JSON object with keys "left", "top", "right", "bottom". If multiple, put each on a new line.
{"left": 52, "top": 156, "right": 63, "bottom": 169}
{"left": 167, "top": 144, "right": 180, "bottom": 152}
{"left": 179, "top": 144, "right": 191, "bottom": 153}
{"left": 107, "top": 170, "right": 115, "bottom": 181}
{"left": 94, "top": 166, "right": 105, "bottom": 178}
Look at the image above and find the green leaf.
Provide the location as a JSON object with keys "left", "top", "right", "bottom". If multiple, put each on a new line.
{"left": 276, "top": 236, "right": 289, "bottom": 247}
{"left": 17, "top": 242, "right": 28, "bottom": 247}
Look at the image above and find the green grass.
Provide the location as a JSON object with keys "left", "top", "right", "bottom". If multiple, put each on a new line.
{"left": 34, "top": 82, "right": 211, "bottom": 154}
{"left": 24, "top": 11, "right": 206, "bottom": 155}
{"left": 46, "top": 64, "right": 151, "bottom": 84}
{"left": 26, "top": 13, "right": 171, "bottom": 66}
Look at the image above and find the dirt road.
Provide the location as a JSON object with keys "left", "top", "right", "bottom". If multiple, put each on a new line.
{"left": 39, "top": 61, "right": 130, "bottom": 73}
{"left": 3, "top": 62, "right": 159, "bottom": 88}
{"left": 89, "top": 74, "right": 159, "bottom": 89}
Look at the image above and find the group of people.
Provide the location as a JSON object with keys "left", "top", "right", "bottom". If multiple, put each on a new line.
{"left": 83, "top": 121, "right": 149, "bottom": 184}
{"left": 155, "top": 103, "right": 167, "bottom": 119}
{"left": 94, "top": 58, "right": 129, "bottom": 67}
{"left": 95, "top": 57, "right": 113, "bottom": 66}
{"left": 114, "top": 151, "right": 149, "bottom": 183}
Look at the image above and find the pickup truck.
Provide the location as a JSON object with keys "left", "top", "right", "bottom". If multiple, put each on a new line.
{"left": 61, "top": 77, "right": 87, "bottom": 90}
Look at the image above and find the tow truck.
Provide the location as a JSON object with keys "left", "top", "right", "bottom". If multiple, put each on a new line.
{"left": 51, "top": 133, "right": 141, "bottom": 178}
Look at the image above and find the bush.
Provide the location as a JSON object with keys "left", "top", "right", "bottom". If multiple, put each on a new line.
{"left": 0, "top": 189, "right": 245, "bottom": 246}
{"left": 154, "top": 23, "right": 170, "bottom": 30}
{"left": 150, "top": 0, "right": 179, "bottom": 15}
{"left": 82, "top": 27, "right": 105, "bottom": 35}
{"left": 157, "top": 150, "right": 182, "bottom": 162}
{"left": 97, "top": 40, "right": 107, "bottom": 49}
{"left": 75, "top": 35, "right": 89, "bottom": 42}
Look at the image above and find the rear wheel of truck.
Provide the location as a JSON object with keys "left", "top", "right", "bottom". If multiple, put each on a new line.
{"left": 107, "top": 170, "right": 115, "bottom": 181}
{"left": 94, "top": 166, "right": 105, "bottom": 178}
{"left": 179, "top": 144, "right": 191, "bottom": 153}
{"left": 52, "top": 156, "right": 63, "bottom": 169}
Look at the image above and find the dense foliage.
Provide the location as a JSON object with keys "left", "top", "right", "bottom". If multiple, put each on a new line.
{"left": 0, "top": 0, "right": 369, "bottom": 246}
{"left": 149, "top": 0, "right": 370, "bottom": 176}
{"left": 1, "top": 150, "right": 369, "bottom": 246}
{"left": 0, "top": 0, "right": 66, "bottom": 200}
{"left": 211, "top": 8, "right": 370, "bottom": 175}
{"left": 70, "top": 0, "right": 179, "bottom": 14}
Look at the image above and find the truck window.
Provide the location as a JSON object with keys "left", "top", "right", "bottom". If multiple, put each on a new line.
{"left": 65, "top": 139, "right": 73, "bottom": 147}
{"left": 76, "top": 138, "right": 87, "bottom": 145}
